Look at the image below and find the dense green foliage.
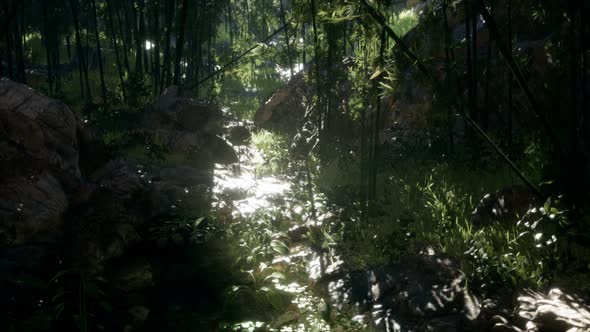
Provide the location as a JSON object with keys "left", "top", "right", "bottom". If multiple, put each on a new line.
{"left": 1, "top": 0, "right": 589, "bottom": 330}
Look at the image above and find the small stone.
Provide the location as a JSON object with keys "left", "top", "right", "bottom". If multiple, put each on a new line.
{"left": 129, "top": 305, "right": 150, "bottom": 322}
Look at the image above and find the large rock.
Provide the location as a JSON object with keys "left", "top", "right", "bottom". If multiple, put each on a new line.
{"left": 143, "top": 86, "right": 222, "bottom": 133}
{"left": 0, "top": 78, "right": 80, "bottom": 178}
{"left": 0, "top": 79, "right": 82, "bottom": 245}
{"left": 254, "top": 59, "right": 356, "bottom": 138}
{"left": 140, "top": 129, "right": 237, "bottom": 166}
{"left": 69, "top": 215, "right": 142, "bottom": 273}
{"left": 88, "top": 158, "right": 145, "bottom": 198}
{"left": 489, "top": 288, "right": 590, "bottom": 332}
{"left": 254, "top": 76, "right": 312, "bottom": 133}
{"left": 66, "top": 165, "right": 146, "bottom": 273}
{"left": 513, "top": 289, "right": 590, "bottom": 332}
{"left": 318, "top": 247, "right": 470, "bottom": 331}
{"left": 149, "top": 180, "right": 210, "bottom": 218}
{"left": 140, "top": 87, "right": 237, "bottom": 166}
{"left": 0, "top": 173, "right": 68, "bottom": 245}
{"left": 148, "top": 166, "right": 211, "bottom": 217}
{"left": 226, "top": 125, "right": 251, "bottom": 147}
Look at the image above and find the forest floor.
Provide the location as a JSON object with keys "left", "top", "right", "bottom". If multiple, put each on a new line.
{"left": 207, "top": 123, "right": 344, "bottom": 331}
{"left": 165, "top": 120, "right": 473, "bottom": 332}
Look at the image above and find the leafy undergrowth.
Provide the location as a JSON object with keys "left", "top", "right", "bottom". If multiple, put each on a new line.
{"left": 315, "top": 155, "right": 590, "bottom": 296}
{"left": 196, "top": 130, "right": 365, "bottom": 331}
{"left": 236, "top": 128, "right": 590, "bottom": 327}
{"left": 208, "top": 193, "right": 366, "bottom": 331}
{"left": 204, "top": 122, "right": 590, "bottom": 332}
{"left": 250, "top": 129, "right": 291, "bottom": 177}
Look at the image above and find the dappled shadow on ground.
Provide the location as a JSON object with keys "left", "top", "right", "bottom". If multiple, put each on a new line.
{"left": 314, "top": 247, "right": 471, "bottom": 331}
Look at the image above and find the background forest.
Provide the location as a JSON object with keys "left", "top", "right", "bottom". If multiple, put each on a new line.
{"left": 1, "top": 0, "right": 589, "bottom": 331}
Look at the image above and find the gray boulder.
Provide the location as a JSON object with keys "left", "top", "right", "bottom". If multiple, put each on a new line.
{"left": 513, "top": 289, "right": 590, "bottom": 332}
{"left": 318, "top": 247, "right": 470, "bottom": 331}
{"left": 0, "top": 78, "right": 80, "bottom": 178}
{"left": 0, "top": 79, "right": 82, "bottom": 245}
{"left": 143, "top": 86, "right": 222, "bottom": 133}
{"left": 139, "top": 87, "right": 237, "bottom": 166}
{"left": 0, "top": 172, "right": 68, "bottom": 246}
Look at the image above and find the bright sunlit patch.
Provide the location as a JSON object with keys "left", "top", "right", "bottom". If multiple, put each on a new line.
{"left": 224, "top": 320, "right": 266, "bottom": 331}
{"left": 276, "top": 63, "right": 304, "bottom": 81}
{"left": 145, "top": 40, "right": 154, "bottom": 50}
{"left": 213, "top": 143, "right": 291, "bottom": 216}
{"left": 274, "top": 281, "right": 306, "bottom": 294}
{"left": 210, "top": 126, "right": 360, "bottom": 331}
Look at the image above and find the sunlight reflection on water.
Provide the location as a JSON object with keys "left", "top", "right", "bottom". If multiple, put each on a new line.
{"left": 213, "top": 165, "right": 291, "bottom": 216}
{"left": 213, "top": 137, "right": 291, "bottom": 217}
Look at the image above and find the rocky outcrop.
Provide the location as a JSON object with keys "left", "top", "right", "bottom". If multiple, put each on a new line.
{"left": 0, "top": 79, "right": 81, "bottom": 245}
{"left": 143, "top": 86, "right": 222, "bottom": 133}
{"left": 254, "top": 59, "right": 358, "bottom": 144}
{"left": 490, "top": 288, "right": 590, "bottom": 332}
{"left": 313, "top": 243, "right": 590, "bottom": 332}
{"left": 0, "top": 78, "right": 81, "bottom": 178}
{"left": 254, "top": 70, "right": 314, "bottom": 134}
{"left": 141, "top": 86, "right": 237, "bottom": 166}
{"left": 313, "top": 239, "right": 590, "bottom": 332}
{"left": 0, "top": 173, "right": 68, "bottom": 246}
{"left": 227, "top": 125, "right": 251, "bottom": 147}
{"left": 315, "top": 247, "right": 474, "bottom": 331}
{"left": 0, "top": 80, "right": 237, "bottom": 329}
{"left": 88, "top": 158, "right": 145, "bottom": 198}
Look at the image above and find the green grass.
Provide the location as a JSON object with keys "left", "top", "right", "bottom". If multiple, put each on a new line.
{"left": 251, "top": 129, "right": 291, "bottom": 177}
{"left": 312, "top": 154, "right": 576, "bottom": 293}
{"left": 390, "top": 9, "right": 420, "bottom": 37}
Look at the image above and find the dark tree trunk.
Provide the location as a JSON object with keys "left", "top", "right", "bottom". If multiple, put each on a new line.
{"left": 194, "top": 1, "right": 204, "bottom": 95}
{"left": 471, "top": 0, "right": 478, "bottom": 123}
{"left": 310, "top": 0, "right": 321, "bottom": 131}
{"left": 53, "top": 21, "right": 62, "bottom": 94}
{"left": 66, "top": 33, "right": 72, "bottom": 60}
{"left": 139, "top": 0, "right": 149, "bottom": 73}
{"left": 442, "top": 0, "right": 454, "bottom": 155}
{"left": 4, "top": 1, "right": 14, "bottom": 80}
{"left": 187, "top": 2, "right": 201, "bottom": 85}
{"left": 107, "top": 0, "right": 126, "bottom": 102}
{"left": 42, "top": 0, "right": 54, "bottom": 94}
{"left": 227, "top": 0, "right": 233, "bottom": 46}
{"left": 173, "top": 0, "right": 189, "bottom": 86}
{"left": 152, "top": 0, "right": 161, "bottom": 95}
{"left": 91, "top": 0, "right": 108, "bottom": 105}
{"left": 302, "top": 23, "right": 306, "bottom": 72}
{"left": 133, "top": 0, "right": 143, "bottom": 75}
{"left": 1, "top": 0, "right": 11, "bottom": 79}
{"left": 280, "top": 0, "right": 293, "bottom": 78}
{"left": 465, "top": 0, "right": 473, "bottom": 141}
{"left": 162, "top": 0, "right": 174, "bottom": 88}
{"left": 14, "top": 1, "right": 25, "bottom": 83}
{"left": 117, "top": 8, "right": 131, "bottom": 74}
{"left": 583, "top": 2, "right": 589, "bottom": 143}
{"left": 507, "top": 0, "right": 513, "bottom": 148}
{"left": 70, "top": 0, "right": 91, "bottom": 100}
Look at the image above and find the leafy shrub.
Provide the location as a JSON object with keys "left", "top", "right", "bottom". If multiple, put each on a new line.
{"left": 250, "top": 129, "right": 291, "bottom": 176}
{"left": 314, "top": 154, "right": 577, "bottom": 292}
